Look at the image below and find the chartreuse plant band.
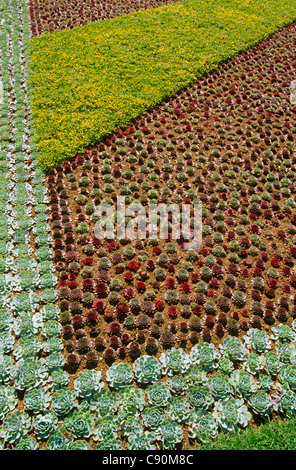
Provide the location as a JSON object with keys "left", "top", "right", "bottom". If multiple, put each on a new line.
{"left": 28, "top": 0, "right": 296, "bottom": 170}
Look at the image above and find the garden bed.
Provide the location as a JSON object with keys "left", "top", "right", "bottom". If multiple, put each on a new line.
{"left": 0, "top": 0, "right": 296, "bottom": 452}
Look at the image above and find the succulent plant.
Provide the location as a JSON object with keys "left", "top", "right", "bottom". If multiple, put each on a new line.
{"left": 271, "top": 325, "right": 296, "bottom": 343}
{"left": 23, "top": 387, "right": 51, "bottom": 414}
{"left": 243, "top": 352, "right": 265, "bottom": 375}
{"left": 89, "top": 388, "right": 119, "bottom": 416}
{"left": 230, "top": 369, "right": 259, "bottom": 398}
{"left": 13, "top": 358, "right": 49, "bottom": 392}
{"left": 244, "top": 328, "right": 272, "bottom": 354}
{"left": 32, "top": 410, "right": 58, "bottom": 441}
{"left": 0, "top": 385, "right": 18, "bottom": 421}
{"left": 247, "top": 390, "right": 273, "bottom": 416}
{"left": 15, "top": 436, "right": 39, "bottom": 450}
{"left": 190, "top": 343, "right": 220, "bottom": 372}
{"left": 118, "top": 385, "right": 146, "bottom": 413}
{"left": 263, "top": 351, "right": 283, "bottom": 376}
{"left": 146, "top": 382, "right": 172, "bottom": 407}
{"left": 278, "top": 364, "right": 296, "bottom": 391}
{"left": 208, "top": 373, "right": 234, "bottom": 401}
{"left": 74, "top": 370, "right": 104, "bottom": 399}
{"left": 133, "top": 355, "right": 162, "bottom": 384}
{"left": 93, "top": 415, "right": 119, "bottom": 442}
{"left": 0, "top": 410, "right": 32, "bottom": 445}
{"left": 219, "top": 336, "right": 247, "bottom": 363}
{"left": 45, "top": 429, "right": 71, "bottom": 450}
{"left": 64, "top": 409, "right": 95, "bottom": 439}
{"left": 159, "top": 348, "right": 191, "bottom": 376}
{"left": 106, "top": 362, "right": 134, "bottom": 390}
{"left": 127, "top": 430, "right": 156, "bottom": 450}
{"left": 188, "top": 412, "right": 218, "bottom": 444}
{"left": 159, "top": 418, "right": 184, "bottom": 450}
{"left": 276, "top": 342, "right": 296, "bottom": 365}
{"left": 141, "top": 405, "right": 166, "bottom": 430}
{"left": 213, "top": 397, "right": 252, "bottom": 432}
{"left": 166, "top": 395, "right": 192, "bottom": 424}
{"left": 51, "top": 388, "right": 78, "bottom": 417}
{"left": 273, "top": 386, "right": 296, "bottom": 418}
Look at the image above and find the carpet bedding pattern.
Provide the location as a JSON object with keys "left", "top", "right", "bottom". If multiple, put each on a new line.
{"left": 0, "top": 0, "right": 296, "bottom": 451}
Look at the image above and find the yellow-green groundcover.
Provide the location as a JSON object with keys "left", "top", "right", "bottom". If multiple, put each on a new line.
{"left": 28, "top": 0, "right": 296, "bottom": 170}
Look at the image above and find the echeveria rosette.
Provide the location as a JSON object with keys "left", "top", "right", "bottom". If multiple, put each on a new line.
{"left": 159, "top": 348, "right": 191, "bottom": 376}
{"left": 117, "top": 385, "right": 146, "bottom": 413}
{"left": 244, "top": 329, "right": 272, "bottom": 354}
{"left": 13, "top": 336, "right": 43, "bottom": 361}
{"left": 186, "top": 385, "right": 214, "bottom": 413}
{"left": 247, "top": 390, "right": 273, "bottom": 416}
{"left": 188, "top": 413, "right": 219, "bottom": 445}
{"left": 258, "top": 373, "right": 275, "bottom": 392}
{"left": 208, "top": 373, "right": 234, "bottom": 401}
{"left": 278, "top": 364, "right": 296, "bottom": 391}
{"left": 69, "top": 440, "right": 92, "bottom": 450}
{"left": 159, "top": 419, "right": 184, "bottom": 450}
{"left": 0, "top": 331, "right": 14, "bottom": 354}
{"left": 0, "top": 410, "right": 32, "bottom": 445}
{"left": 41, "top": 320, "right": 62, "bottom": 339}
{"left": 89, "top": 388, "right": 119, "bottom": 416}
{"left": 46, "top": 429, "right": 72, "bottom": 450}
{"left": 146, "top": 382, "right": 172, "bottom": 407}
{"left": 64, "top": 409, "right": 95, "bottom": 439}
{"left": 271, "top": 325, "right": 296, "bottom": 343}
{"left": 41, "top": 304, "right": 60, "bottom": 321}
{"left": 273, "top": 384, "right": 296, "bottom": 418}
{"left": 141, "top": 405, "right": 166, "bottom": 431}
{"left": 0, "top": 308, "right": 14, "bottom": 332}
{"left": 11, "top": 292, "right": 39, "bottom": 315}
{"left": 44, "top": 337, "right": 63, "bottom": 355}
{"left": 117, "top": 403, "right": 143, "bottom": 426}
{"left": 15, "top": 436, "right": 39, "bottom": 450}
{"left": 276, "top": 343, "right": 296, "bottom": 365}
{"left": 0, "top": 386, "right": 18, "bottom": 421}
{"left": 120, "top": 416, "right": 144, "bottom": 439}
{"left": 45, "top": 352, "right": 66, "bottom": 372}
{"left": 0, "top": 355, "right": 16, "bottom": 385}
{"left": 229, "top": 369, "right": 259, "bottom": 398}
{"left": 166, "top": 395, "right": 192, "bottom": 424}
{"left": 74, "top": 370, "right": 104, "bottom": 400}
{"left": 190, "top": 343, "right": 220, "bottom": 372}
{"left": 242, "top": 352, "right": 265, "bottom": 376}
{"left": 13, "top": 358, "right": 49, "bottom": 392}
{"left": 263, "top": 351, "right": 283, "bottom": 376}
{"left": 219, "top": 336, "right": 247, "bottom": 363}
{"left": 166, "top": 374, "right": 189, "bottom": 395}
{"left": 49, "top": 369, "right": 70, "bottom": 391}
{"left": 23, "top": 387, "right": 51, "bottom": 414}
{"left": 51, "top": 388, "right": 78, "bottom": 417}
{"left": 93, "top": 415, "right": 119, "bottom": 442}
{"left": 133, "top": 355, "right": 162, "bottom": 384}
{"left": 32, "top": 411, "right": 59, "bottom": 440}
{"left": 127, "top": 430, "right": 156, "bottom": 450}
{"left": 216, "top": 357, "right": 234, "bottom": 376}
{"left": 96, "top": 438, "right": 123, "bottom": 450}
{"left": 212, "top": 398, "right": 252, "bottom": 433}
{"left": 106, "top": 363, "right": 134, "bottom": 390}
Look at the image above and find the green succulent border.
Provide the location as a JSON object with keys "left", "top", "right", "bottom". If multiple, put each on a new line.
{"left": 1, "top": 0, "right": 296, "bottom": 451}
